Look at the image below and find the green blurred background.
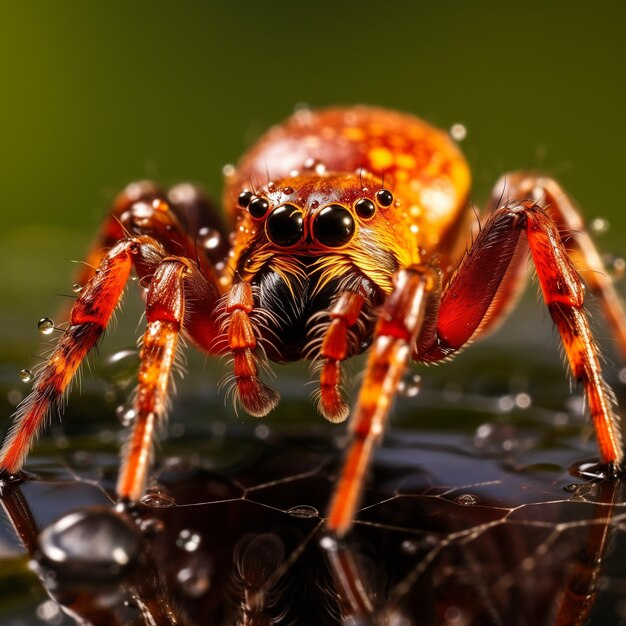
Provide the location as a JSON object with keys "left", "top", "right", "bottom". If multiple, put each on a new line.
{"left": 1, "top": 0, "right": 625, "bottom": 361}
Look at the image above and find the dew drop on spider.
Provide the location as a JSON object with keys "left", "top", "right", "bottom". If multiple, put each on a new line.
{"left": 19, "top": 369, "right": 33, "bottom": 383}
{"left": 455, "top": 493, "right": 480, "bottom": 506}
{"left": 176, "top": 529, "right": 202, "bottom": 552}
{"left": 286, "top": 505, "right": 319, "bottom": 518}
{"left": 71, "top": 283, "right": 82, "bottom": 293}
{"left": 198, "top": 227, "right": 222, "bottom": 252}
{"left": 38, "top": 317, "right": 54, "bottom": 335}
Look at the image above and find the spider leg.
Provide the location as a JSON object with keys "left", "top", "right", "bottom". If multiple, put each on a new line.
{"left": 492, "top": 172, "right": 626, "bottom": 360}
{"left": 0, "top": 238, "right": 148, "bottom": 476}
{"left": 117, "top": 258, "right": 187, "bottom": 502}
{"left": 115, "top": 251, "right": 221, "bottom": 502}
{"left": 326, "top": 265, "right": 442, "bottom": 537}
{"left": 315, "top": 291, "right": 367, "bottom": 423}
{"left": 420, "top": 202, "right": 622, "bottom": 467}
{"left": 224, "top": 282, "right": 279, "bottom": 417}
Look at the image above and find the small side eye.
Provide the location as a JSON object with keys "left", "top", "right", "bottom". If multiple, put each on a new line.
{"left": 248, "top": 197, "right": 270, "bottom": 219}
{"left": 375, "top": 189, "right": 394, "bottom": 207}
{"left": 354, "top": 198, "right": 376, "bottom": 219}
{"left": 238, "top": 190, "right": 253, "bottom": 208}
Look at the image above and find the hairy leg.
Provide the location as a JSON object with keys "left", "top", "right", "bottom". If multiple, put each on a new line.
{"left": 420, "top": 201, "right": 622, "bottom": 467}
{"left": 326, "top": 265, "right": 442, "bottom": 537}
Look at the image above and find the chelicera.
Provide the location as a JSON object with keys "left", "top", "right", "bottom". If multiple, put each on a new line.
{"left": 1, "top": 106, "right": 625, "bottom": 538}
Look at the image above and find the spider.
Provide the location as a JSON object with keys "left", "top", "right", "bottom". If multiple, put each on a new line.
{"left": 1, "top": 106, "right": 625, "bottom": 538}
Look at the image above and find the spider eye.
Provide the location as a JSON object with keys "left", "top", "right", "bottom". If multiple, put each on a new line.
{"left": 238, "top": 190, "right": 253, "bottom": 208}
{"left": 266, "top": 204, "right": 304, "bottom": 247}
{"left": 354, "top": 198, "right": 376, "bottom": 219}
{"left": 375, "top": 189, "right": 394, "bottom": 207}
{"left": 248, "top": 197, "right": 270, "bottom": 219}
{"left": 313, "top": 204, "right": 355, "bottom": 248}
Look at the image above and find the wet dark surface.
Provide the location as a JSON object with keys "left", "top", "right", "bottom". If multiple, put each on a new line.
{"left": 2, "top": 337, "right": 626, "bottom": 626}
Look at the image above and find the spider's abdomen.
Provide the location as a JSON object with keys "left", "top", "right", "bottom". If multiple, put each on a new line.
{"left": 225, "top": 106, "right": 471, "bottom": 255}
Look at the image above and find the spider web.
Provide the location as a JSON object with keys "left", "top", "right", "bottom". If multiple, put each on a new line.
{"left": 1, "top": 339, "right": 626, "bottom": 626}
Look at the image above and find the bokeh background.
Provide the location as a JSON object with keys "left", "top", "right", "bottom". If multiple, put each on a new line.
{"left": 1, "top": 1, "right": 626, "bottom": 358}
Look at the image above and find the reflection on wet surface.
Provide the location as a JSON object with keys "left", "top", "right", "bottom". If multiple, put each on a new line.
{"left": 1, "top": 349, "right": 626, "bottom": 625}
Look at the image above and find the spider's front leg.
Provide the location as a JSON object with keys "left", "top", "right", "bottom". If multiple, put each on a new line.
{"left": 326, "top": 265, "right": 442, "bottom": 537}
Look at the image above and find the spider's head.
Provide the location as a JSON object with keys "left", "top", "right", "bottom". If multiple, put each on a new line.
{"left": 231, "top": 171, "right": 414, "bottom": 295}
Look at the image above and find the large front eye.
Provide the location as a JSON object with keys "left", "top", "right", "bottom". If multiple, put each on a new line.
{"left": 266, "top": 204, "right": 304, "bottom": 247}
{"left": 313, "top": 204, "right": 355, "bottom": 248}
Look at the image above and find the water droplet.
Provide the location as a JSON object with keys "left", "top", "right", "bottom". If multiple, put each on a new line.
{"left": 198, "top": 227, "right": 222, "bottom": 252}
{"left": 563, "top": 483, "right": 580, "bottom": 493}
{"left": 319, "top": 535, "right": 337, "bottom": 551}
{"left": 497, "top": 395, "right": 515, "bottom": 412}
{"left": 141, "top": 486, "right": 176, "bottom": 508}
{"left": 293, "top": 103, "right": 313, "bottom": 126}
{"left": 450, "top": 123, "right": 467, "bottom": 141}
{"left": 398, "top": 374, "right": 421, "bottom": 397}
{"left": 36, "top": 600, "right": 63, "bottom": 624}
{"left": 286, "top": 505, "right": 319, "bottom": 518}
{"left": 255, "top": 424, "right": 270, "bottom": 439}
{"left": 473, "top": 422, "right": 520, "bottom": 455}
{"left": 38, "top": 507, "right": 142, "bottom": 582}
{"left": 590, "top": 217, "right": 610, "bottom": 234}
{"left": 222, "top": 164, "right": 235, "bottom": 178}
{"left": 283, "top": 186, "right": 294, "bottom": 195}
{"left": 570, "top": 460, "right": 614, "bottom": 479}
{"left": 139, "top": 517, "right": 165, "bottom": 535}
{"left": 176, "top": 529, "right": 202, "bottom": 552}
{"left": 603, "top": 253, "right": 626, "bottom": 280}
{"left": 116, "top": 404, "right": 136, "bottom": 427}
{"left": 515, "top": 392, "right": 532, "bottom": 409}
{"left": 103, "top": 349, "right": 140, "bottom": 387}
{"left": 401, "top": 539, "right": 419, "bottom": 554}
{"left": 38, "top": 317, "right": 54, "bottom": 335}
{"left": 72, "top": 283, "right": 82, "bottom": 293}
{"left": 19, "top": 369, "right": 33, "bottom": 383}
{"left": 7, "top": 389, "right": 22, "bottom": 405}
{"left": 177, "top": 565, "right": 211, "bottom": 597}
{"left": 455, "top": 493, "right": 480, "bottom": 506}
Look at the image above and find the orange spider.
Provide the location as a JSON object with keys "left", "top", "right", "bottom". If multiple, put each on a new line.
{"left": 1, "top": 107, "right": 625, "bottom": 538}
